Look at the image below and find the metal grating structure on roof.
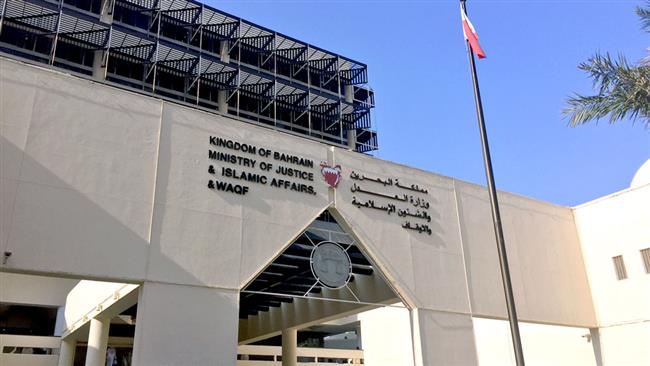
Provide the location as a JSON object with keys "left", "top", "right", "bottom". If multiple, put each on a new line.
{"left": 0, "top": 0, "right": 378, "bottom": 152}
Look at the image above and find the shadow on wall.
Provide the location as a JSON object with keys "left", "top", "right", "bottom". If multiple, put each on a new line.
{"left": 0, "top": 131, "right": 241, "bottom": 323}
{"left": 1, "top": 132, "right": 214, "bottom": 286}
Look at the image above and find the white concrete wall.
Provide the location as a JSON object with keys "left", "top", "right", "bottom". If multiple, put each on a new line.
{"left": 596, "top": 321, "right": 650, "bottom": 366}
{"left": 0, "top": 58, "right": 161, "bottom": 281}
{"left": 357, "top": 306, "right": 414, "bottom": 366}
{"left": 0, "top": 273, "right": 78, "bottom": 307}
{"left": 148, "top": 102, "right": 330, "bottom": 290}
{"left": 131, "top": 282, "right": 239, "bottom": 366}
{"left": 574, "top": 183, "right": 650, "bottom": 365}
{"left": 473, "top": 318, "right": 596, "bottom": 366}
{"left": 334, "top": 148, "right": 596, "bottom": 326}
{"left": 454, "top": 181, "right": 596, "bottom": 327}
{"left": 0, "top": 57, "right": 603, "bottom": 365}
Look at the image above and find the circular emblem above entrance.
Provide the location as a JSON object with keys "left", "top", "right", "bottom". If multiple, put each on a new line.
{"left": 310, "top": 241, "right": 352, "bottom": 289}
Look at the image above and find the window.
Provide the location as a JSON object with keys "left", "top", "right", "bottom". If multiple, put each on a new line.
{"left": 0, "top": 303, "right": 58, "bottom": 336}
{"left": 641, "top": 248, "right": 650, "bottom": 274}
{"left": 612, "top": 255, "right": 628, "bottom": 280}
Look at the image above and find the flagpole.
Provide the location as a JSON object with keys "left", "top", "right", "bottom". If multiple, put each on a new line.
{"left": 459, "top": 1, "right": 526, "bottom": 365}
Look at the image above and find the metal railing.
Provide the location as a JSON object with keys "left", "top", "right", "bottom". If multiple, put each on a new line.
{"left": 238, "top": 345, "right": 364, "bottom": 365}
{"left": 0, "top": 335, "right": 60, "bottom": 366}
{"left": 0, "top": 334, "right": 363, "bottom": 365}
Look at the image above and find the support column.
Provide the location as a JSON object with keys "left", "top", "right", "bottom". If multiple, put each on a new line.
{"left": 411, "top": 308, "right": 479, "bottom": 366}
{"left": 344, "top": 84, "right": 356, "bottom": 150}
{"left": 54, "top": 306, "right": 66, "bottom": 336}
{"left": 281, "top": 328, "right": 297, "bottom": 366}
{"left": 131, "top": 282, "right": 239, "bottom": 366}
{"left": 92, "top": 0, "right": 114, "bottom": 80}
{"left": 85, "top": 318, "right": 110, "bottom": 366}
{"left": 57, "top": 338, "right": 77, "bottom": 366}
{"left": 589, "top": 328, "right": 603, "bottom": 366}
{"left": 219, "top": 40, "right": 230, "bottom": 63}
{"left": 92, "top": 52, "right": 107, "bottom": 80}
{"left": 347, "top": 129, "right": 357, "bottom": 150}
{"left": 344, "top": 85, "right": 354, "bottom": 103}
{"left": 218, "top": 90, "right": 229, "bottom": 114}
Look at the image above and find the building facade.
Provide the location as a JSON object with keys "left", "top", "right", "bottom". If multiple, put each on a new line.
{"left": 1, "top": 0, "right": 649, "bottom": 365}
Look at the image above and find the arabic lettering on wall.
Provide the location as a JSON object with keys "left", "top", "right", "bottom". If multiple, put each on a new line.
{"left": 349, "top": 171, "right": 433, "bottom": 235}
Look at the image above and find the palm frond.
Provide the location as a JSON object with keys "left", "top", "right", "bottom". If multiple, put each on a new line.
{"left": 563, "top": 2, "right": 650, "bottom": 128}
{"left": 637, "top": 1, "right": 650, "bottom": 32}
{"left": 563, "top": 55, "right": 650, "bottom": 128}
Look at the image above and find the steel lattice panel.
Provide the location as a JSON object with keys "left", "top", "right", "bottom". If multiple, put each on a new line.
{"left": 0, "top": 0, "right": 378, "bottom": 153}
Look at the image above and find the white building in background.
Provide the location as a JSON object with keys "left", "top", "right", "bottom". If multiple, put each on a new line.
{"left": 0, "top": 0, "right": 649, "bottom": 364}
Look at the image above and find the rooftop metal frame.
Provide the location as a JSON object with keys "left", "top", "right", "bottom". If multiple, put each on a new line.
{"left": 0, "top": 0, "right": 378, "bottom": 152}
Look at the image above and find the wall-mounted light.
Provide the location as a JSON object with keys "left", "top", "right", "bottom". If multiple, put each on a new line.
{"left": 2, "top": 251, "right": 11, "bottom": 265}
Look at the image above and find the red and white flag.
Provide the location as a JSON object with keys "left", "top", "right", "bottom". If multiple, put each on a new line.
{"left": 461, "top": 9, "right": 486, "bottom": 59}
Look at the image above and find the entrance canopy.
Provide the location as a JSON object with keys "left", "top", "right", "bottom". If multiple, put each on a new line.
{"left": 238, "top": 210, "right": 402, "bottom": 344}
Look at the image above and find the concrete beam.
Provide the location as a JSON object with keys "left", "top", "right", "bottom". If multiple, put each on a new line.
{"left": 62, "top": 283, "right": 139, "bottom": 339}
{"left": 239, "top": 274, "right": 398, "bottom": 343}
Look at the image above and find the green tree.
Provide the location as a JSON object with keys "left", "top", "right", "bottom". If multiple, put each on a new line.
{"left": 563, "top": 2, "right": 650, "bottom": 128}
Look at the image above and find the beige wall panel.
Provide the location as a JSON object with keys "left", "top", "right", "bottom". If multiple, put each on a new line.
{"left": 574, "top": 185, "right": 650, "bottom": 327}
{"left": 0, "top": 177, "right": 18, "bottom": 252}
{"left": 411, "top": 308, "right": 478, "bottom": 366}
{"left": 238, "top": 218, "right": 319, "bottom": 287}
{"left": 358, "top": 306, "right": 415, "bottom": 366}
{"left": 473, "top": 318, "right": 597, "bottom": 366}
{"left": 146, "top": 204, "right": 242, "bottom": 289}
{"left": 7, "top": 181, "right": 151, "bottom": 279}
{"left": 153, "top": 103, "right": 331, "bottom": 288}
{"left": 455, "top": 181, "right": 523, "bottom": 318}
{"left": 18, "top": 69, "right": 161, "bottom": 204}
{"left": 332, "top": 148, "right": 471, "bottom": 313}
{"left": 1, "top": 58, "right": 604, "bottom": 334}
{"left": 0, "top": 58, "right": 37, "bottom": 180}
{"left": 598, "top": 322, "right": 650, "bottom": 365}
{"left": 455, "top": 181, "right": 596, "bottom": 327}
{"left": 1, "top": 59, "right": 161, "bottom": 279}
{"left": 154, "top": 103, "right": 329, "bottom": 213}
{"left": 0, "top": 272, "right": 78, "bottom": 306}
{"left": 1, "top": 59, "right": 38, "bottom": 252}
{"left": 132, "top": 282, "right": 239, "bottom": 366}
{"left": 411, "top": 245, "right": 470, "bottom": 312}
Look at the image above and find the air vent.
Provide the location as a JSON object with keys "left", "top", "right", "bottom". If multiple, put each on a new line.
{"left": 612, "top": 255, "right": 628, "bottom": 280}
{"left": 641, "top": 248, "right": 650, "bottom": 274}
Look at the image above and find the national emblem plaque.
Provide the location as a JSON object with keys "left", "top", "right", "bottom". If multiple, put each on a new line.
{"left": 310, "top": 241, "right": 352, "bottom": 289}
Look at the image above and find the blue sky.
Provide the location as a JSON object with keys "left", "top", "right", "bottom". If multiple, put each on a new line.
{"left": 211, "top": 0, "right": 649, "bottom": 206}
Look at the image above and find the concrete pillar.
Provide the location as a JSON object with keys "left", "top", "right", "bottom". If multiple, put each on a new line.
{"left": 344, "top": 85, "right": 354, "bottom": 103}
{"left": 85, "top": 318, "right": 110, "bottom": 366}
{"left": 281, "top": 328, "right": 298, "bottom": 366}
{"left": 589, "top": 328, "right": 604, "bottom": 366}
{"left": 99, "top": 0, "right": 114, "bottom": 23}
{"left": 92, "top": 52, "right": 107, "bottom": 81}
{"left": 343, "top": 84, "right": 356, "bottom": 150}
{"left": 92, "top": 0, "right": 114, "bottom": 80}
{"left": 411, "top": 308, "right": 479, "bottom": 366}
{"left": 347, "top": 129, "right": 357, "bottom": 150}
{"left": 54, "top": 306, "right": 66, "bottom": 336}
{"left": 131, "top": 282, "right": 239, "bottom": 366}
{"left": 220, "top": 41, "right": 230, "bottom": 63}
{"left": 218, "top": 90, "right": 229, "bottom": 114}
{"left": 57, "top": 338, "right": 77, "bottom": 366}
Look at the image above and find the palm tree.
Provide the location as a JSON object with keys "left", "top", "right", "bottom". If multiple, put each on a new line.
{"left": 563, "top": 2, "right": 650, "bottom": 128}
